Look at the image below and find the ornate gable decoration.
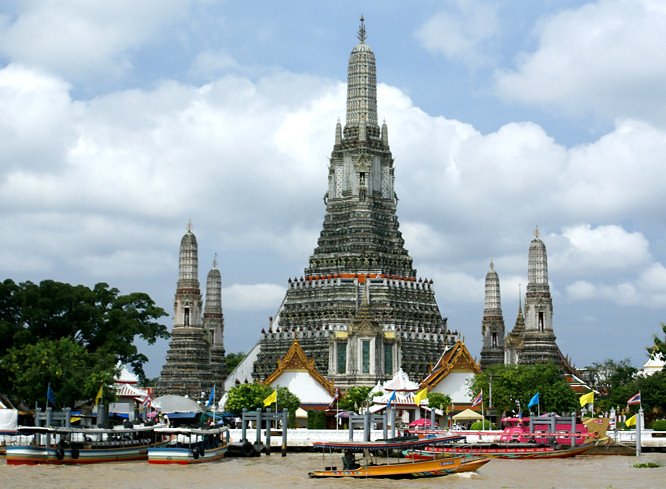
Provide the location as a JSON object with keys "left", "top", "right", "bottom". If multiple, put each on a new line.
{"left": 420, "top": 341, "right": 481, "bottom": 389}
{"left": 350, "top": 302, "right": 381, "bottom": 337}
{"left": 263, "top": 339, "right": 336, "bottom": 396}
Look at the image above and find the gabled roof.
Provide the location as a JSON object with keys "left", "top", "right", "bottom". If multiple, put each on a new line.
{"left": 263, "top": 339, "right": 336, "bottom": 396}
{"left": 115, "top": 382, "right": 147, "bottom": 400}
{"left": 420, "top": 341, "right": 481, "bottom": 389}
{"left": 383, "top": 368, "right": 419, "bottom": 392}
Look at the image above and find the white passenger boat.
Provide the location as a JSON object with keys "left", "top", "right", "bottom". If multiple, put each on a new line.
{"left": 148, "top": 426, "right": 230, "bottom": 464}
{"left": 6, "top": 425, "right": 164, "bottom": 465}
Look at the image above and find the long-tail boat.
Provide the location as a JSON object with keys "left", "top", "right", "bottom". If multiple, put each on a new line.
{"left": 403, "top": 441, "right": 596, "bottom": 460}
{"left": 308, "top": 435, "right": 490, "bottom": 479}
{"left": 6, "top": 424, "right": 166, "bottom": 465}
{"left": 148, "top": 426, "right": 230, "bottom": 464}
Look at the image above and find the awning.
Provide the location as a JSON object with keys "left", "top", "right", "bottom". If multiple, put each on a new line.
{"left": 452, "top": 408, "right": 483, "bottom": 421}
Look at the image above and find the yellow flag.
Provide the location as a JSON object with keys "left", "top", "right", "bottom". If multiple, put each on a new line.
{"left": 579, "top": 391, "right": 594, "bottom": 407}
{"left": 95, "top": 385, "right": 103, "bottom": 405}
{"left": 414, "top": 388, "right": 427, "bottom": 406}
{"left": 625, "top": 414, "right": 636, "bottom": 427}
{"left": 263, "top": 390, "right": 277, "bottom": 407}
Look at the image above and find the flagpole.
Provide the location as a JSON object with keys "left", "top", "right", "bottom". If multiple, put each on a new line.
{"left": 336, "top": 395, "right": 339, "bottom": 431}
{"left": 481, "top": 389, "right": 484, "bottom": 428}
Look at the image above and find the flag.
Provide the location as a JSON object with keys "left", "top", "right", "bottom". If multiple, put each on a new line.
{"left": 206, "top": 385, "right": 215, "bottom": 408}
{"left": 386, "top": 390, "right": 397, "bottom": 408}
{"left": 47, "top": 383, "right": 56, "bottom": 405}
{"left": 142, "top": 389, "right": 152, "bottom": 409}
{"left": 625, "top": 414, "right": 636, "bottom": 427}
{"left": 627, "top": 392, "right": 641, "bottom": 406}
{"left": 579, "top": 391, "right": 594, "bottom": 407}
{"left": 414, "top": 388, "right": 427, "bottom": 406}
{"left": 528, "top": 392, "right": 539, "bottom": 408}
{"left": 471, "top": 391, "right": 482, "bottom": 407}
{"left": 328, "top": 387, "right": 340, "bottom": 409}
{"left": 95, "top": 385, "right": 104, "bottom": 406}
{"left": 263, "top": 390, "right": 277, "bottom": 407}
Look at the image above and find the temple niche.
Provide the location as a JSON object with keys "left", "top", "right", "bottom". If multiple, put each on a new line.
{"left": 246, "top": 19, "right": 458, "bottom": 390}
{"left": 155, "top": 223, "right": 227, "bottom": 400}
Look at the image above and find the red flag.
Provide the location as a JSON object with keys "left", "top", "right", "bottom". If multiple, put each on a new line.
{"left": 142, "top": 389, "right": 152, "bottom": 409}
{"left": 328, "top": 387, "right": 340, "bottom": 409}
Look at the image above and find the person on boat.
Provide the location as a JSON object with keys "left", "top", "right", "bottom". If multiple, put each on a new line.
{"left": 342, "top": 450, "right": 360, "bottom": 470}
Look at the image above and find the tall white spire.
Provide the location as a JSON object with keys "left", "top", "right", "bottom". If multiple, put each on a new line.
{"left": 527, "top": 225, "right": 549, "bottom": 291}
{"left": 178, "top": 220, "right": 199, "bottom": 289}
{"left": 345, "top": 16, "right": 378, "bottom": 129}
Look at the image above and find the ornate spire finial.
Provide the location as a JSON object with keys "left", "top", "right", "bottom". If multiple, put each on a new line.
{"left": 187, "top": 219, "right": 192, "bottom": 233}
{"left": 489, "top": 259, "right": 494, "bottom": 271}
{"left": 357, "top": 15, "right": 367, "bottom": 42}
{"left": 213, "top": 253, "right": 218, "bottom": 269}
{"left": 534, "top": 225, "right": 540, "bottom": 239}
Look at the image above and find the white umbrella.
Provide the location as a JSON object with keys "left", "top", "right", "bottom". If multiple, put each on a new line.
{"left": 152, "top": 395, "right": 203, "bottom": 413}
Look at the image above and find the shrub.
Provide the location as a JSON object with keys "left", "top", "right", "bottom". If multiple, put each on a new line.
{"left": 306, "top": 409, "right": 316, "bottom": 429}
{"left": 470, "top": 420, "right": 496, "bottom": 430}
{"left": 651, "top": 419, "right": 666, "bottom": 431}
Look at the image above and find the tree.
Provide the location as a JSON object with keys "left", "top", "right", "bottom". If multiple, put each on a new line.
{"left": 469, "top": 363, "right": 578, "bottom": 415}
{"left": 274, "top": 386, "right": 301, "bottom": 418}
{"left": 225, "top": 352, "right": 247, "bottom": 373}
{"left": 1, "top": 337, "right": 118, "bottom": 408}
{"left": 587, "top": 358, "right": 638, "bottom": 413}
{"left": 225, "top": 383, "right": 274, "bottom": 415}
{"left": 427, "top": 392, "right": 452, "bottom": 412}
{"left": 650, "top": 322, "right": 666, "bottom": 361}
{"left": 0, "top": 279, "right": 169, "bottom": 390}
{"left": 339, "top": 386, "right": 373, "bottom": 412}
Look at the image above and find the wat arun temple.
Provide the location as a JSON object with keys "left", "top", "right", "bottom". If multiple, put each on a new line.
{"left": 251, "top": 22, "right": 458, "bottom": 389}
{"left": 156, "top": 20, "right": 574, "bottom": 398}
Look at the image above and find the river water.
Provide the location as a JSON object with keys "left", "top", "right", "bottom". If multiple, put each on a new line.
{"left": 2, "top": 452, "right": 665, "bottom": 489}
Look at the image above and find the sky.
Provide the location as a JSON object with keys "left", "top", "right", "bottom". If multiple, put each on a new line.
{"left": 2, "top": 0, "right": 665, "bottom": 379}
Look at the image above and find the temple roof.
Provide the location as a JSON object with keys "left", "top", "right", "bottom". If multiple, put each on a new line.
{"left": 263, "top": 339, "right": 336, "bottom": 397}
{"left": 420, "top": 341, "right": 481, "bottom": 389}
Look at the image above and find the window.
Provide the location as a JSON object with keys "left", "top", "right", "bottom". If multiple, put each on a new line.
{"left": 538, "top": 312, "right": 544, "bottom": 331}
{"left": 362, "top": 340, "right": 370, "bottom": 374}
{"left": 492, "top": 332, "right": 497, "bottom": 347}
{"left": 384, "top": 344, "right": 393, "bottom": 375}
{"left": 337, "top": 343, "right": 347, "bottom": 374}
{"left": 184, "top": 307, "right": 190, "bottom": 327}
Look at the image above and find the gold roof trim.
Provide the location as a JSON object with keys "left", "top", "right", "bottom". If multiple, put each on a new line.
{"left": 263, "top": 339, "right": 336, "bottom": 396}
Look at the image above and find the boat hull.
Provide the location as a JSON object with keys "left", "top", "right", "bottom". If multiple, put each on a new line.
{"left": 309, "top": 456, "right": 490, "bottom": 479}
{"left": 404, "top": 442, "right": 596, "bottom": 460}
{"left": 148, "top": 444, "right": 229, "bottom": 464}
{"left": 6, "top": 442, "right": 163, "bottom": 465}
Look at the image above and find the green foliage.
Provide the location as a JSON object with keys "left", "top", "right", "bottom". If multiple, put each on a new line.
{"left": 274, "top": 386, "right": 301, "bottom": 417}
{"left": 469, "top": 363, "right": 578, "bottom": 414}
{"left": 307, "top": 409, "right": 316, "bottom": 429}
{"left": 650, "top": 419, "right": 666, "bottom": 431}
{"left": 0, "top": 278, "right": 169, "bottom": 393}
{"left": 587, "top": 358, "right": 638, "bottom": 413}
{"left": 649, "top": 322, "right": 666, "bottom": 360}
{"left": 633, "top": 462, "right": 661, "bottom": 468}
{"left": 225, "top": 383, "right": 274, "bottom": 415}
{"left": 470, "top": 420, "right": 496, "bottom": 430}
{"left": 1, "top": 337, "right": 118, "bottom": 408}
{"left": 428, "top": 392, "right": 452, "bottom": 411}
{"left": 224, "top": 383, "right": 300, "bottom": 418}
{"left": 315, "top": 410, "right": 326, "bottom": 429}
{"left": 226, "top": 352, "right": 247, "bottom": 373}
{"left": 339, "top": 386, "right": 372, "bottom": 412}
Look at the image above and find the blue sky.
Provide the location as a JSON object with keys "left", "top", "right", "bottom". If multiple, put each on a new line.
{"left": 2, "top": 0, "right": 665, "bottom": 378}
